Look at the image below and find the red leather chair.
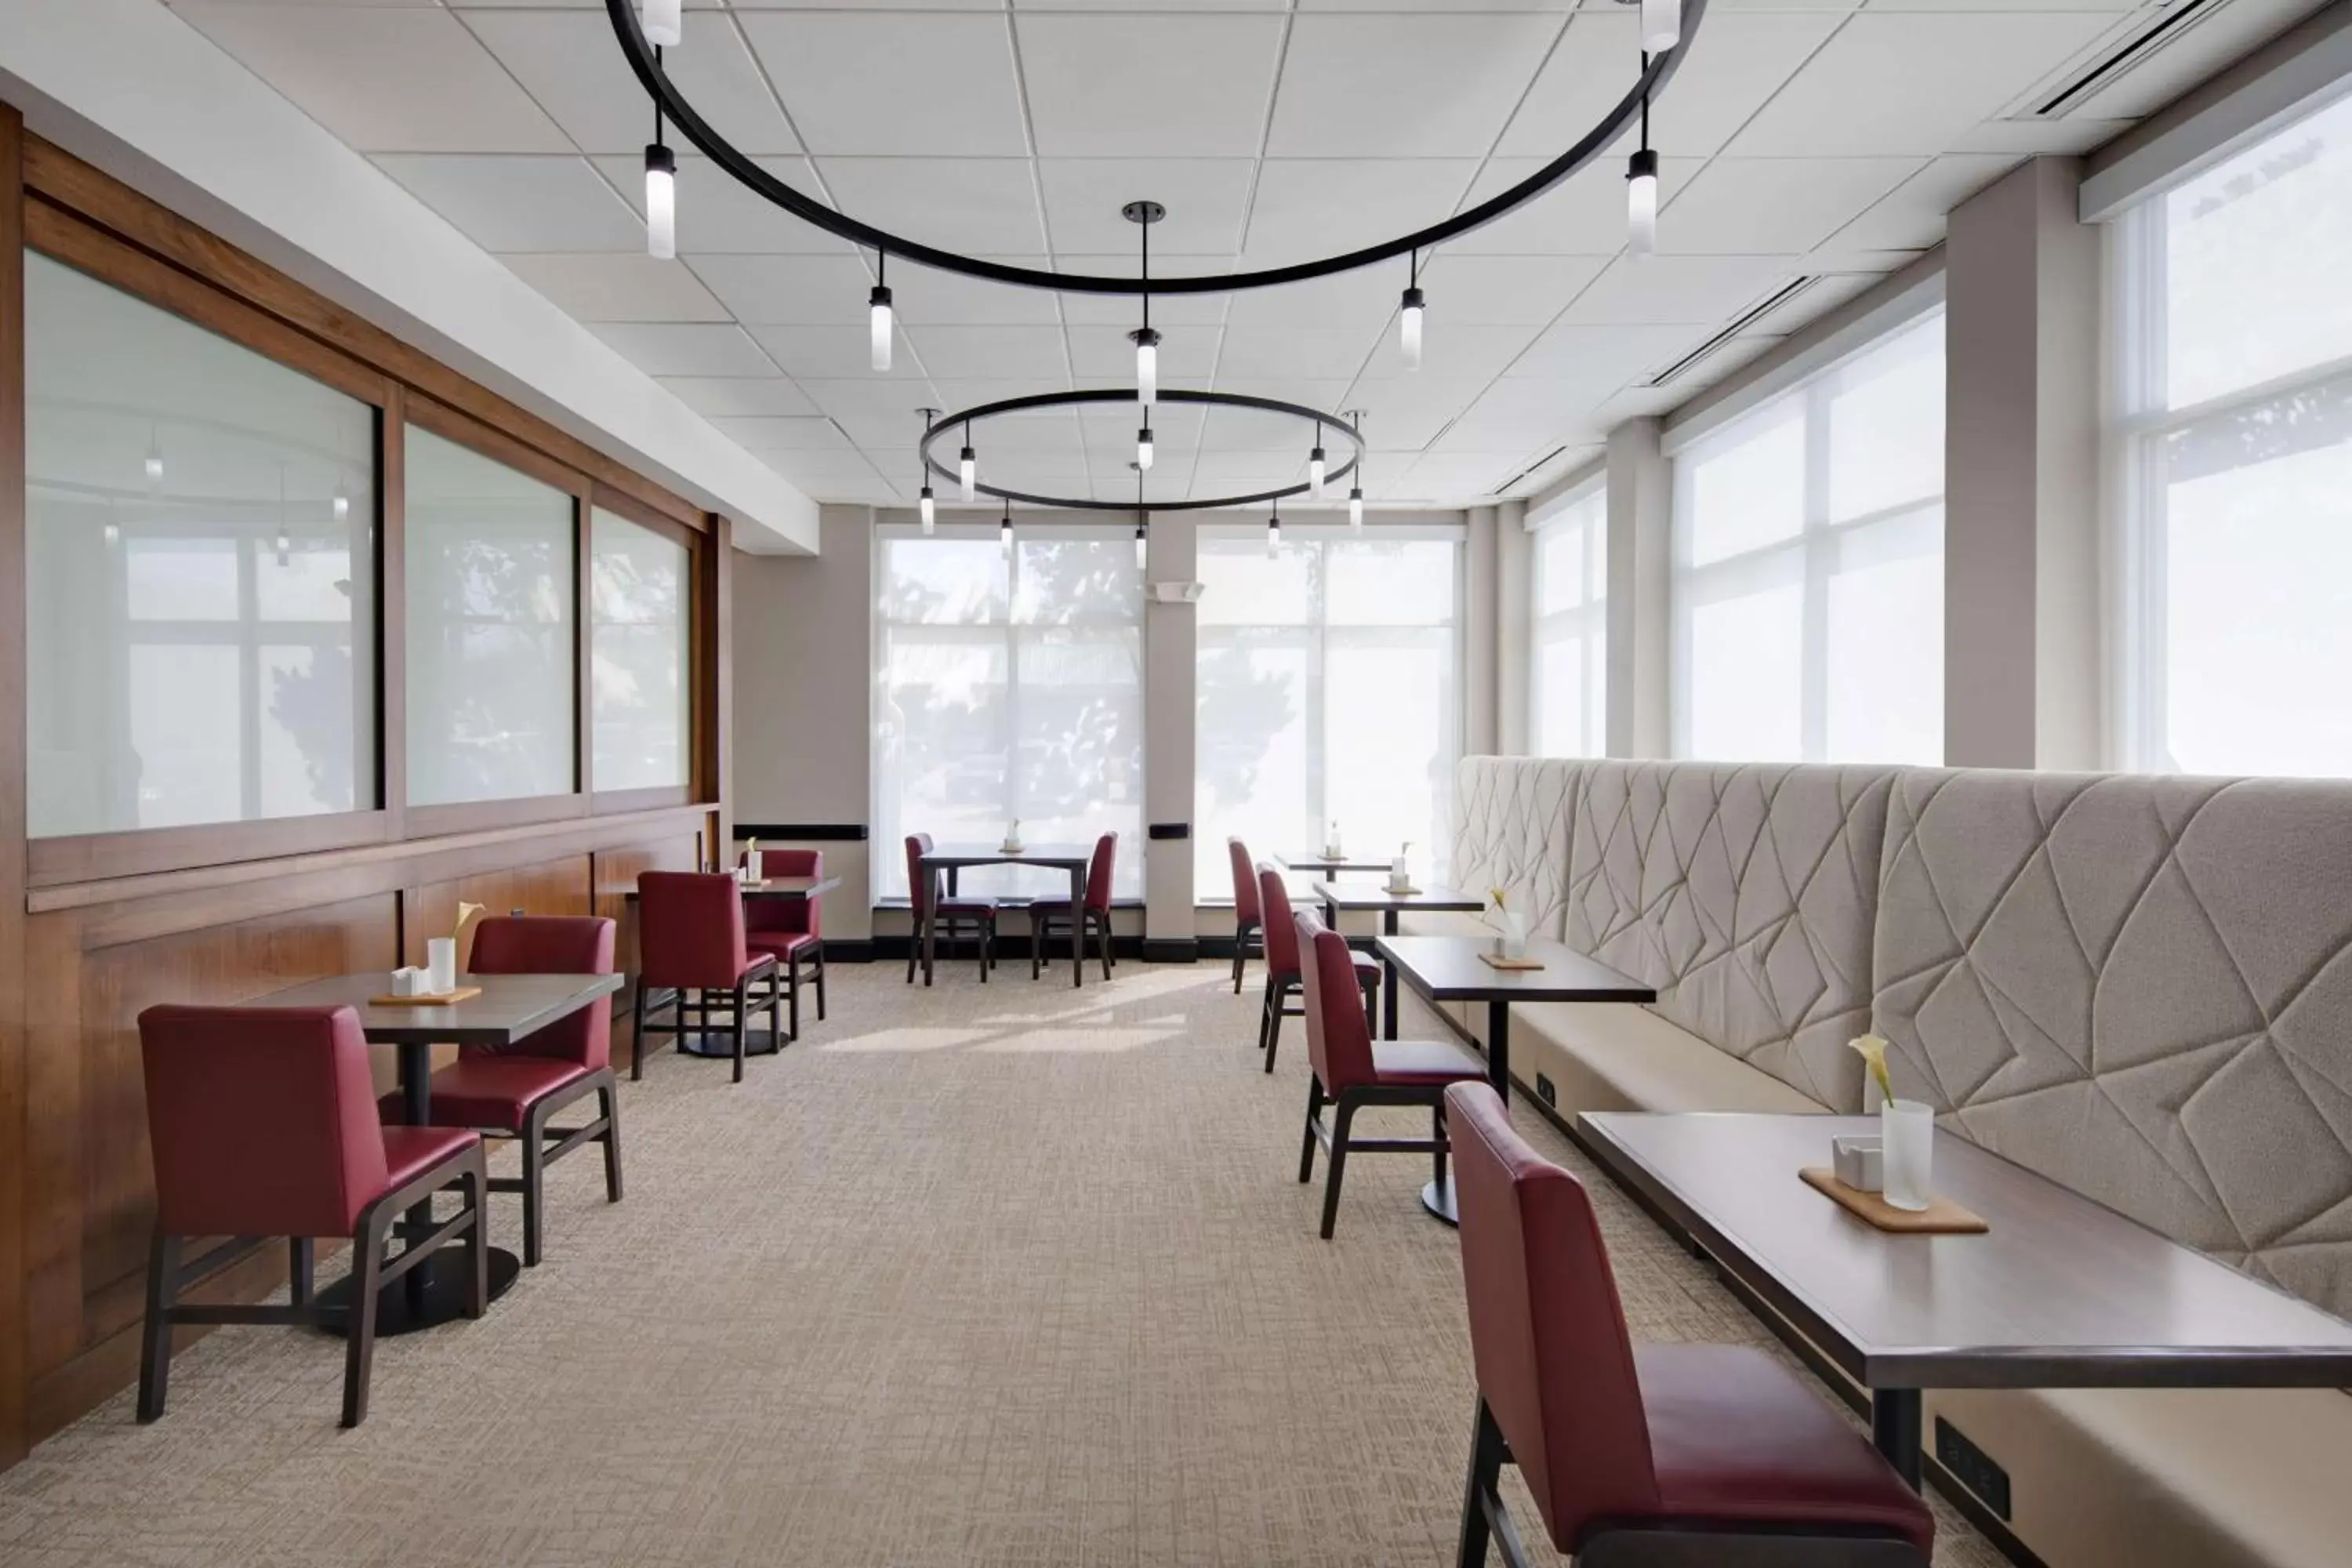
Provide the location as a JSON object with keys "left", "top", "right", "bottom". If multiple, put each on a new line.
{"left": 906, "top": 832, "right": 1000, "bottom": 984}
{"left": 1227, "top": 836, "right": 1262, "bottom": 994}
{"left": 1295, "top": 914, "right": 1483, "bottom": 1238}
{"left": 1031, "top": 832, "right": 1117, "bottom": 982}
{"left": 743, "top": 847, "right": 827, "bottom": 1037}
{"left": 1256, "top": 866, "right": 1379, "bottom": 1073}
{"left": 1444, "top": 1081, "right": 1935, "bottom": 1568}
{"left": 136, "top": 1004, "right": 488, "bottom": 1428}
{"left": 385, "top": 916, "right": 622, "bottom": 1268}
{"left": 635, "top": 871, "right": 783, "bottom": 1083}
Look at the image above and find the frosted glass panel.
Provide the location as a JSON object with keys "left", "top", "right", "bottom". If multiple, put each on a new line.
{"left": 1532, "top": 484, "right": 1606, "bottom": 757}
{"left": 591, "top": 508, "right": 690, "bottom": 790}
{"left": 405, "top": 425, "right": 575, "bottom": 806}
{"left": 1687, "top": 583, "right": 1802, "bottom": 762}
{"left": 23, "top": 251, "right": 377, "bottom": 838}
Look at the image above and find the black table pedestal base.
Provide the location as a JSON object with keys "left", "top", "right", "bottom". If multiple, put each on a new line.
{"left": 676, "top": 1033, "right": 786, "bottom": 1060}
{"left": 1422, "top": 1176, "right": 1459, "bottom": 1226}
{"left": 314, "top": 1247, "right": 520, "bottom": 1338}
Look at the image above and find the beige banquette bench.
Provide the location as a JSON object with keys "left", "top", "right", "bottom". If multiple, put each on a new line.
{"left": 1400, "top": 756, "right": 2352, "bottom": 1568}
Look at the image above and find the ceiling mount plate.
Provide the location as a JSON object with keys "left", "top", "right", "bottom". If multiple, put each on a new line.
{"left": 1122, "top": 201, "right": 1167, "bottom": 226}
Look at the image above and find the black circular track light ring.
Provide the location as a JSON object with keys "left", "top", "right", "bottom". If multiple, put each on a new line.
{"left": 604, "top": 0, "right": 1710, "bottom": 296}
{"left": 918, "top": 391, "right": 1365, "bottom": 513}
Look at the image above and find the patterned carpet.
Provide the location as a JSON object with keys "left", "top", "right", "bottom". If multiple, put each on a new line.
{"left": 0, "top": 958, "right": 2000, "bottom": 1567}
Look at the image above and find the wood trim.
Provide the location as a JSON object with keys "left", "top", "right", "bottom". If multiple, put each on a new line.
{"left": 593, "top": 786, "right": 693, "bottom": 815}
{"left": 403, "top": 793, "right": 589, "bottom": 841}
{"left": 20, "top": 137, "right": 709, "bottom": 535}
{"left": 403, "top": 392, "right": 584, "bottom": 499}
{"left": 574, "top": 476, "right": 594, "bottom": 800}
{"left": 27, "top": 812, "right": 394, "bottom": 890}
{"left": 24, "top": 202, "right": 394, "bottom": 411}
{"left": 380, "top": 391, "right": 407, "bottom": 842}
{"left": 0, "top": 102, "right": 30, "bottom": 1471}
{"left": 589, "top": 481, "right": 697, "bottom": 550}
{"left": 702, "top": 514, "right": 733, "bottom": 840}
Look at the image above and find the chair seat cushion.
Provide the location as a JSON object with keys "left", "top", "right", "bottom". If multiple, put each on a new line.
{"left": 746, "top": 931, "right": 818, "bottom": 960}
{"left": 933, "top": 897, "right": 998, "bottom": 916}
{"left": 383, "top": 1055, "right": 593, "bottom": 1134}
{"left": 1026, "top": 898, "right": 1103, "bottom": 917}
{"left": 1350, "top": 953, "right": 1381, "bottom": 980}
{"left": 1370, "top": 1038, "right": 1487, "bottom": 1086}
{"left": 378, "top": 1125, "right": 480, "bottom": 1194}
{"left": 1636, "top": 1343, "right": 1933, "bottom": 1554}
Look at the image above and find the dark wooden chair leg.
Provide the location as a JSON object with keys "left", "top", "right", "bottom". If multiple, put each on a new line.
{"left": 1232, "top": 920, "right": 1257, "bottom": 993}
{"left": 1319, "top": 1098, "right": 1358, "bottom": 1240}
{"left": 1096, "top": 910, "right": 1113, "bottom": 979}
{"left": 289, "top": 1236, "right": 314, "bottom": 1308}
{"left": 1263, "top": 977, "right": 1291, "bottom": 1073}
{"left": 598, "top": 1076, "right": 624, "bottom": 1202}
{"left": 1433, "top": 1103, "right": 1450, "bottom": 1192}
{"left": 769, "top": 966, "right": 784, "bottom": 1052}
{"left": 460, "top": 1152, "right": 489, "bottom": 1318}
{"left": 1298, "top": 1078, "right": 1324, "bottom": 1183}
{"left": 632, "top": 987, "right": 656, "bottom": 1080}
{"left": 1256, "top": 979, "right": 1275, "bottom": 1060}
{"left": 521, "top": 1099, "right": 548, "bottom": 1267}
{"left": 1359, "top": 975, "right": 1378, "bottom": 1039}
{"left": 136, "top": 1230, "right": 180, "bottom": 1422}
{"left": 906, "top": 909, "right": 923, "bottom": 984}
{"left": 1456, "top": 1398, "right": 1506, "bottom": 1568}
{"left": 341, "top": 1217, "right": 387, "bottom": 1428}
{"left": 730, "top": 978, "right": 749, "bottom": 1083}
{"left": 814, "top": 943, "right": 828, "bottom": 1020}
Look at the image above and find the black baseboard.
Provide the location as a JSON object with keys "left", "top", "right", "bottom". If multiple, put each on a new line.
{"left": 1139, "top": 938, "right": 1199, "bottom": 964}
{"left": 866, "top": 933, "right": 1148, "bottom": 962}
{"left": 817, "top": 939, "right": 879, "bottom": 964}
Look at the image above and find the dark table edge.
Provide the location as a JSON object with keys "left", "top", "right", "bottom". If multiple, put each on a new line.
{"left": 1574, "top": 1111, "right": 2352, "bottom": 1391}
{"left": 1369, "top": 935, "right": 1657, "bottom": 1004}
{"left": 340, "top": 971, "right": 626, "bottom": 1047}
{"left": 619, "top": 877, "right": 844, "bottom": 898}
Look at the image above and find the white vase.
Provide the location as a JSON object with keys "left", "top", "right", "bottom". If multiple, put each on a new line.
{"left": 426, "top": 937, "right": 458, "bottom": 995}
{"left": 1495, "top": 911, "right": 1529, "bottom": 960}
{"left": 1881, "top": 1099, "right": 1935, "bottom": 1211}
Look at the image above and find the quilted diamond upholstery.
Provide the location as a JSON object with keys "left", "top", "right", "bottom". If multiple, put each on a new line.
{"left": 1873, "top": 769, "right": 2352, "bottom": 1319}
{"left": 1566, "top": 761, "right": 1898, "bottom": 1112}
{"left": 1448, "top": 757, "right": 1582, "bottom": 940}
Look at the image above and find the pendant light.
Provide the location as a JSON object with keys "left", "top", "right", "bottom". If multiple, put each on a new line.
{"left": 332, "top": 481, "right": 350, "bottom": 523}
{"left": 644, "top": 140, "right": 677, "bottom": 260}
{"left": 959, "top": 422, "right": 977, "bottom": 502}
{"left": 143, "top": 426, "right": 163, "bottom": 487}
{"left": 274, "top": 465, "right": 292, "bottom": 567}
{"left": 1131, "top": 328, "right": 1159, "bottom": 409}
{"left": 103, "top": 506, "right": 119, "bottom": 549}
{"left": 1136, "top": 423, "right": 1155, "bottom": 471}
{"left": 1266, "top": 496, "right": 1282, "bottom": 556}
{"left": 641, "top": 0, "right": 682, "bottom": 49}
{"left": 999, "top": 498, "right": 1014, "bottom": 552}
{"left": 1127, "top": 200, "right": 1163, "bottom": 409}
{"left": 1627, "top": 79, "right": 1658, "bottom": 259}
{"left": 1309, "top": 422, "right": 1327, "bottom": 499}
{"left": 1347, "top": 409, "right": 1366, "bottom": 530}
{"left": 1641, "top": 0, "right": 1680, "bottom": 54}
{"left": 1399, "top": 251, "right": 1425, "bottom": 372}
{"left": 919, "top": 484, "right": 935, "bottom": 533}
{"left": 916, "top": 409, "right": 936, "bottom": 532}
{"left": 869, "top": 251, "right": 895, "bottom": 373}
{"left": 1134, "top": 517, "right": 1148, "bottom": 571}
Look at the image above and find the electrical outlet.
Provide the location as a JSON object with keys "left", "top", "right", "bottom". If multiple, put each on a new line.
{"left": 1535, "top": 1073, "right": 1557, "bottom": 1109}
{"left": 1935, "top": 1417, "right": 2011, "bottom": 1521}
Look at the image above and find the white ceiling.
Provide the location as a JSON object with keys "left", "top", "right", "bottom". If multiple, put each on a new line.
{"left": 165, "top": 0, "right": 2323, "bottom": 510}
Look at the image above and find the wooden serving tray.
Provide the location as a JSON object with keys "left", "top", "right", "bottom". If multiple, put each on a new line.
{"left": 1479, "top": 952, "right": 1546, "bottom": 971}
{"left": 364, "top": 985, "right": 483, "bottom": 1007}
{"left": 1800, "top": 1167, "right": 1987, "bottom": 1234}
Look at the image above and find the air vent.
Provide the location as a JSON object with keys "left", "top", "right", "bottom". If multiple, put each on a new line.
{"left": 1497, "top": 444, "right": 1573, "bottom": 495}
{"left": 2030, "top": 0, "right": 2230, "bottom": 118}
{"left": 1646, "top": 278, "right": 1818, "bottom": 387}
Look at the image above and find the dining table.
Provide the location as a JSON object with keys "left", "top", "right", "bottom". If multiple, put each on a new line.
{"left": 1575, "top": 1111, "right": 2352, "bottom": 1490}
{"left": 1276, "top": 851, "right": 1394, "bottom": 877}
{"left": 247, "top": 969, "right": 625, "bottom": 1335}
{"left": 917, "top": 843, "right": 1094, "bottom": 987}
{"left": 1313, "top": 882, "right": 1485, "bottom": 1038}
{"left": 1373, "top": 935, "right": 1655, "bottom": 1223}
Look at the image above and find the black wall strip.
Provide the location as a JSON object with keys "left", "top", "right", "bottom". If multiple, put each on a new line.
{"left": 1148, "top": 822, "right": 1190, "bottom": 840}
{"left": 735, "top": 823, "right": 869, "bottom": 841}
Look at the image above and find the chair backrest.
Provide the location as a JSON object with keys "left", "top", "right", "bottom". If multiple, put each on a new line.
{"left": 467, "top": 916, "right": 616, "bottom": 1069}
{"left": 1258, "top": 865, "right": 1300, "bottom": 976}
{"left": 1446, "top": 1081, "right": 1661, "bottom": 1552}
{"left": 743, "top": 848, "right": 822, "bottom": 938}
{"left": 1297, "top": 915, "right": 1376, "bottom": 1094}
{"left": 1227, "top": 837, "right": 1261, "bottom": 922}
{"left": 139, "top": 1004, "right": 391, "bottom": 1239}
{"left": 904, "top": 832, "right": 935, "bottom": 917}
{"left": 1085, "top": 832, "right": 1117, "bottom": 911}
{"left": 636, "top": 871, "right": 750, "bottom": 990}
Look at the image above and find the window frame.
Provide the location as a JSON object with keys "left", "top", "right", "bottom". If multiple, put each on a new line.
{"left": 586, "top": 485, "right": 702, "bottom": 815}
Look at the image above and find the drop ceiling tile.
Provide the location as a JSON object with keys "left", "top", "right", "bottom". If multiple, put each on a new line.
{"left": 798, "top": 379, "right": 947, "bottom": 442}
{"left": 1015, "top": 0, "right": 1288, "bottom": 9}
{"left": 1744, "top": 271, "right": 1881, "bottom": 336}
{"left": 1498, "top": 11, "right": 1842, "bottom": 159}
{"left": 590, "top": 323, "right": 779, "bottom": 378}
{"left": 1082, "top": 402, "right": 1205, "bottom": 450}
{"left": 710, "top": 416, "right": 851, "bottom": 452}
{"left": 903, "top": 326, "right": 1072, "bottom": 382}
{"left": 2064, "top": 0, "right": 2320, "bottom": 122}
{"left": 1224, "top": 269, "right": 1402, "bottom": 329}
{"left": 1207, "top": 379, "right": 1358, "bottom": 421}
{"left": 1265, "top": 14, "right": 1566, "bottom": 158}
{"left": 1069, "top": 324, "right": 1221, "bottom": 381}
{"left": 590, "top": 154, "right": 851, "bottom": 253}
{"left": 1038, "top": 162, "right": 1256, "bottom": 255}
{"left": 814, "top": 160, "right": 1047, "bottom": 256}
{"left": 1398, "top": 454, "right": 1523, "bottom": 499}
{"left": 1452, "top": 156, "right": 1704, "bottom": 255}
{"left": 1556, "top": 254, "right": 1799, "bottom": 325}
{"left": 1189, "top": 452, "right": 1308, "bottom": 493}
{"left": 658, "top": 376, "right": 818, "bottom": 417}
{"left": 1412, "top": 255, "right": 1610, "bottom": 323}
{"left": 1659, "top": 157, "right": 1922, "bottom": 255}
{"left": 374, "top": 155, "right": 644, "bottom": 252}
{"left": 750, "top": 325, "right": 938, "bottom": 381}
{"left": 738, "top": 13, "right": 1029, "bottom": 156}
{"left": 1215, "top": 326, "right": 1380, "bottom": 382}
{"left": 686, "top": 255, "right": 876, "bottom": 325}
{"left": 176, "top": 5, "right": 570, "bottom": 153}
{"left": 1198, "top": 401, "right": 1333, "bottom": 454}
{"left": 461, "top": 9, "right": 799, "bottom": 156}
{"left": 1800, "top": 247, "right": 1928, "bottom": 276}
{"left": 726, "top": 0, "right": 1000, "bottom": 9}
{"left": 1016, "top": 15, "right": 1288, "bottom": 158}
{"left": 1506, "top": 321, "right": 1699, "bottom": 383}
{"left": 1725, "top": 12, "right": 2119, "bottom": 158}
{"left": 1359, "top": 321, "right": 1544, "bottom": 381}
{"left": 758, "top": 448, "right": 891, "bottom": 491}
{"left": 890, "top": 260, "right": 1067, "bottom": 327}
{"left": 501, "top": 253, "right": 731, "bottom": 321}
{"left": 1242, "top": 160, "right": 1481, "bottom": 266}
{"left": 1340, "top": 379, "right": 1487, "bottom": 448}
{"left": 946, "top": 406, "right": 1087, "bottom": 453}
{"left": 1822, "top": 154, "right": 2020, "bottom": 252}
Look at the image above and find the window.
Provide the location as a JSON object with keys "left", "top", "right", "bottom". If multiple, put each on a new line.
{"left": 1531, "top": 479, "right": 1606, "bottom": 757}
{"left": 873, "top": 526, "right": 1144, "bottom": 900}
{"left": 1194, "top": 528, "right": 1462, "bottom": 891}
{"left": 2114, "top": 87, "right": 2352, "bottom": 776}
{"left": 23, "top": 252, "right": 378, "bottom": 838}
{"left": 405, "top": 424, "right": 576, "bottom": 807}
{"left": 591, "top": 506, "right": 691, "bottom": 791}
{"left": 1671, "top": 311, "right": 1944, "bottom": 765}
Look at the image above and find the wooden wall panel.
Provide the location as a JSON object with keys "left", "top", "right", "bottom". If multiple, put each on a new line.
{"left": 402, "top": 855, "right": 594, "bottom": 969}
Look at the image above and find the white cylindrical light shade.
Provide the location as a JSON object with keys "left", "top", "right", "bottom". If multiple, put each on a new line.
{"left": 960, "top": 447, "right": 977, "bottom": 503}
{"left": 144, "top": 445, "right": 162, "bottom": 483}
{"left": 1267, "top": 517, "right": 1281, "bottom": 555}
{"left": 642, "top": 0, "right": 682, "bottom": 49}
{"left": 1348, "top": 486, "right": 1364, "bottom": 530}
{"left": 1309, "top": 446, "right": 1327, "bottom": 499}
{"left": 869, "top": 287, "right": 894, "bottom": 372}
{"left": 1627, "top": 151, "right": 1659, "bottom": 258}
{"left": 1399, "top": 288, "right": 1425, "bottom": 372}
{"left": 1135, "top": 336, "right": 1158, "bottom": 408}
{"left": 1137, "top": 428, "right": 1154, "bottom": 471}
{"left": 1000, "top": 514, "right": 1013, "bottom": 550}
{"left": 1641, "top": 0, "right": 1679, "bottom": 53}
{"left": 1134, "top": 524, "right": 1147, "bottom": 570}
{"left": 644, "top": 147, "right": 676, "bottom": 260}
{"left": 919, "top": 485, "right": 935, "bottom": 533}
